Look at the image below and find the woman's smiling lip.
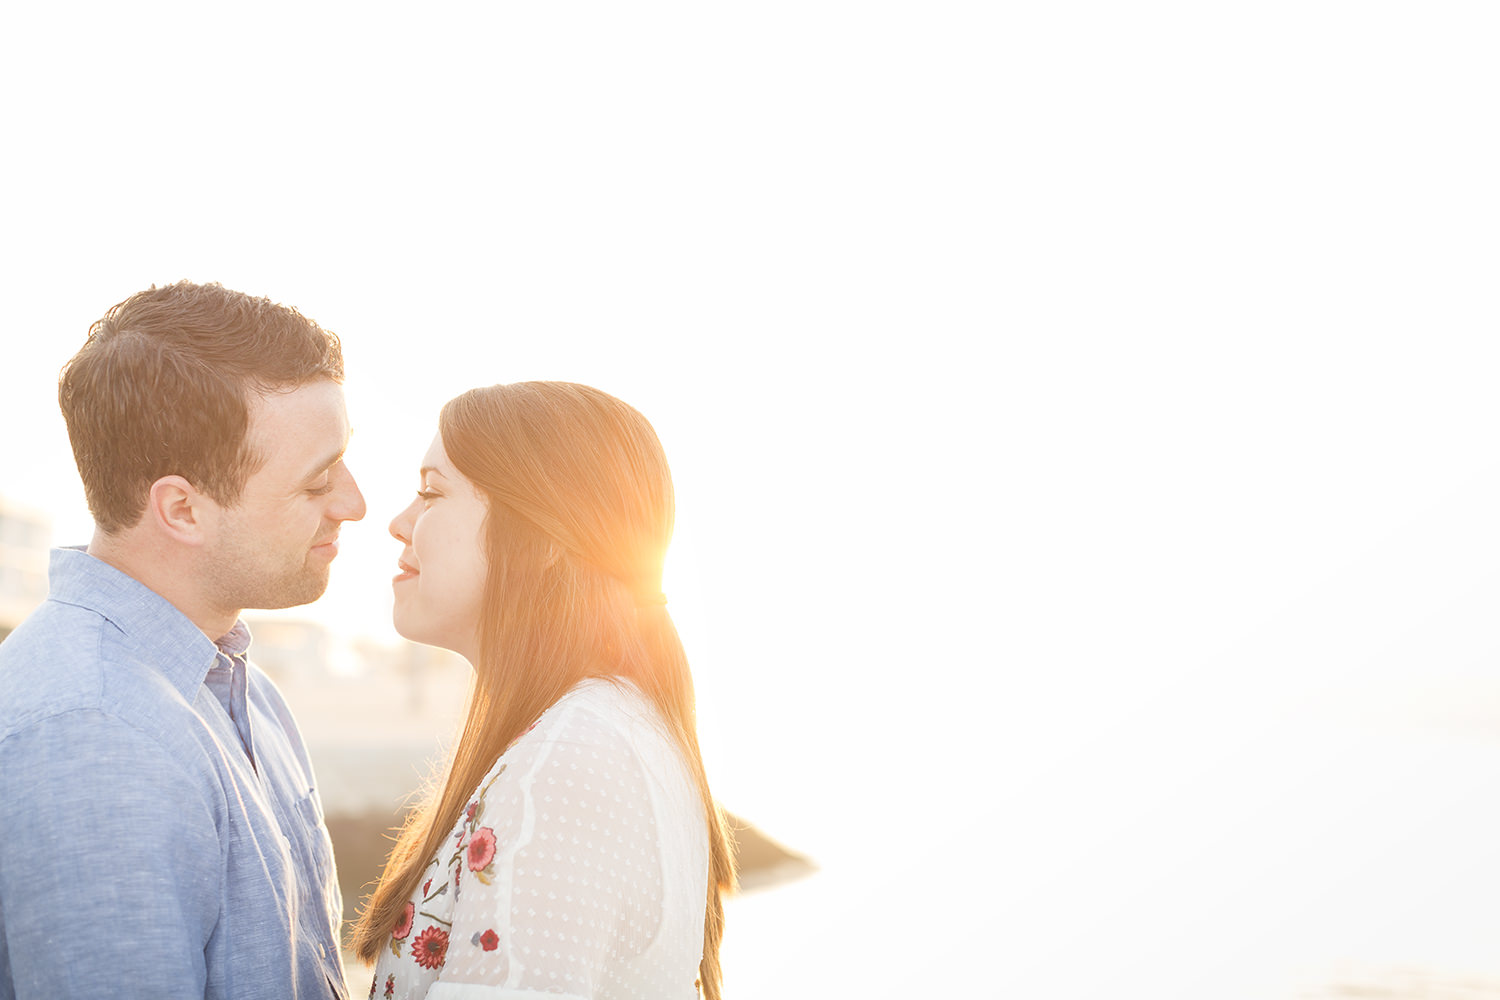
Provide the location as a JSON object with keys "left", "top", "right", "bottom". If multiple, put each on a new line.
{"left": 394, "top": 558, "right": 419, "bottom": 583}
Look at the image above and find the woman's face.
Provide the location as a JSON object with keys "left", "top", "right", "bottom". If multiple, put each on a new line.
{"left": 389, "top": 431, "right": 490, "bottom": 662}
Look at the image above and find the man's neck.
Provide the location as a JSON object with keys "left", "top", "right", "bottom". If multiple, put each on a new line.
{"left": 87, "top": 529, "right": 240, "bottom": 642}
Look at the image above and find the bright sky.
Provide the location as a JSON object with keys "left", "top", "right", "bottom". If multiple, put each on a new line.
{"left": 3, "top": 3, "right": 1500, "bottom": 997}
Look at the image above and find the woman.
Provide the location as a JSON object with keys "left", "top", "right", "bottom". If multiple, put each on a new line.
{"left": 349, "top": 382, "right": 735, "bottom": 1000}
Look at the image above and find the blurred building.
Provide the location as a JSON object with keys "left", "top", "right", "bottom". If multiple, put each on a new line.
{"left": 350, "top": 634, "right": 468, "bottom": 678}
{"left": 0, "top": 496, "right": 51, "bottom": 643}
{"left": 242, "top": 616, "right": 337, "bottom": 682}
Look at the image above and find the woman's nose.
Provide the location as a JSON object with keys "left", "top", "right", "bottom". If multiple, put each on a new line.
{"left": 389, "top": 500, "right": 415, "bottom": 543}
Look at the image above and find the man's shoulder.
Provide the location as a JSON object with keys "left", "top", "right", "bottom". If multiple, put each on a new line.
{"left": 0, "top": 599, "right": 114, "bottom": 736}
{"left": 0, "top": 598, "right": 203, "bottom": 745}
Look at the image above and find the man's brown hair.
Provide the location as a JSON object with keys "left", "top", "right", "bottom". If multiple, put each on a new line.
{"left": 58, "top": 280, "right": 345, "bottom": 534}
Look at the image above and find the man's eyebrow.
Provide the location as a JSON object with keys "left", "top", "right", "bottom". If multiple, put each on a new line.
{"left": 297, "top": 426, "right": 356, "bottom": 484}
{"left": 299, "top": 445, "right": 349, "bottom": 484}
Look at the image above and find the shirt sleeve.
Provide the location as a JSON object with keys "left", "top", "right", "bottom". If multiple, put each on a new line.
{"left": 0, "top": 710, "right": 222, "bottom": 999}
{"left": 430, "top": 702, "right": 665, "bottom": 1000}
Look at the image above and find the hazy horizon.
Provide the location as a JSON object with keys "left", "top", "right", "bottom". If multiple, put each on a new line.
{"left": 5, "top": 2, "right": 1500, "bottom": 996}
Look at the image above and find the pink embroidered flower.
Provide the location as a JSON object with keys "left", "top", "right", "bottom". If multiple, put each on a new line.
{"left": 392, "top": 902, "right": 414, "bottom": 940}
{"left": 412, "top": 925, "right": 449, "bottom": 970}
{"left": 465, "top": 801, "right": 478, "bottom": 825}
{"left": 467, "top": 827, "right": 496, "bottom": 871}
{"left": 480, "top": 929, "right": 499, "bottom": 951}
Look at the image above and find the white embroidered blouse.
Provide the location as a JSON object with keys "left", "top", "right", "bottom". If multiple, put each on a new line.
{"left": 367, "top": 679, "right": 710, "bottom": 1000}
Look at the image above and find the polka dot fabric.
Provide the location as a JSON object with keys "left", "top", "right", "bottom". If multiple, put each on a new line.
{"left": 369, "top": 679, "right": 710, "bottom": 1000}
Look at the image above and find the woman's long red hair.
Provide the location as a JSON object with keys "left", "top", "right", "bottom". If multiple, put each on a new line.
{"left": 349, "top": 382, "right": 735, "bottom": 998}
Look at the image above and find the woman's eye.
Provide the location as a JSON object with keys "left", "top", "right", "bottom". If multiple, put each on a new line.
{"left": 307, "top": 483, "right": 334, "bottom": 497}
{"left": 416, "top": 489, "right": 439, "bottom": 501}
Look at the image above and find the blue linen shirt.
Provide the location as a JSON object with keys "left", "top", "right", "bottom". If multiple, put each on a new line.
{"left": 0, "top": 548, "right": 349, "bottom": 999}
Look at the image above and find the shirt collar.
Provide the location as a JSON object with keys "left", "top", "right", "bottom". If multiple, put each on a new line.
{"left": 215, "top": 619, "right": 253, "bottom": 659}
{"left": 46, "top": 546, "right": 249, "bottom": 701}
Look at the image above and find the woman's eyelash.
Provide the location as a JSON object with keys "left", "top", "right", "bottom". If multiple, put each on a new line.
{"left": 307, "top": 484, "right": 334, "bottom": 497}
{"left": 416, "top": 489, "right": 439, "bottom": 501}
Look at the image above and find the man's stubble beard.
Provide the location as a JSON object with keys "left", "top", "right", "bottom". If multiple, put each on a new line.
{"left": 240, "top": 561, "right": 331, "bottom": 611}
{"left": 207, "top": 527, "right": 333, "bottom": 614}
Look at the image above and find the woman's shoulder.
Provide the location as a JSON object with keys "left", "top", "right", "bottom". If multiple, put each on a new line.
{"left": 461, "top": 678, "right": 675, "bottom": 838}
{"left": 507, "top": 677, "right": 675, "bottom": 774}
{"left": 559, "top": 675, "right": 651, "bottom": 715}
{"left": 527, "top": 676, "right": 651, "bottom": 736}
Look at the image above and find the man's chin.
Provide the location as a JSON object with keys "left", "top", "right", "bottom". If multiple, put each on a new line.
{"left": 243, "top": 569, "right": 333, "bottom": 612}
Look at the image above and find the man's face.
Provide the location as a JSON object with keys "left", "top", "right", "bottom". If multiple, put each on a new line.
{"left": 205, "top": 379, "right": 366, "bottom": 613}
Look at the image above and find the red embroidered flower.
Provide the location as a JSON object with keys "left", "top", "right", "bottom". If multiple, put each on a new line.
{"left": 465, "top": 801, "right": 478, "bottom": 825}
{"left": 412, "top": 925, "right": 449, "bottom": 970}
{"left": 422, "top": 879, "right": 432, "bottom": 897}
{"left": 480, "top": 929, "right": 500, "bottom": 951}
{"left": 368, "top": 976, "right": 376, "bottom": 999}
{"left": 467, "top": 827, "right": 496, "bottom": 871}
{"left": 383, "top": 973, "right": 395, "bottom": 998}
{"left": 392, "top": 902, "right": 414, "bottom": 940}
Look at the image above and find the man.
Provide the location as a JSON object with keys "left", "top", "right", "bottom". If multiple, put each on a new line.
{"left": 0, "top": 281, "right": 364, "bottom": 998}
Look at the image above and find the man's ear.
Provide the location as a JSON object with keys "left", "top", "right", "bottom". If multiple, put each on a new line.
{"left": 147, "top": 475, "right": 215, "bottom": 546}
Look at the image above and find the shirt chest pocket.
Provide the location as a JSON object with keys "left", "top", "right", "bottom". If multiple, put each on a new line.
{"left": 287, "top": 785, "right": 340, "bottom": 916}
{"left": 225, "top": 797, "right": 299, "bottom": 921}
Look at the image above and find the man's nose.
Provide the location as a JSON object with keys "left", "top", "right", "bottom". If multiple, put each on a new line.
{"left": 334, "top": 465, "right": 368, "bottom": 522}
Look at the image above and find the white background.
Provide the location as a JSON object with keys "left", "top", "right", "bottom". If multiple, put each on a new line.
{"left": 2, "top": 3, "right": 1499, "bottom": 996}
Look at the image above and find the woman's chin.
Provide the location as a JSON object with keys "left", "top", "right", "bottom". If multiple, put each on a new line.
{"left": 390, "top": 612, "right": 477, "bottom": 665}
{"left": 389, "top": 607, "right": 426, "bottom": 647}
